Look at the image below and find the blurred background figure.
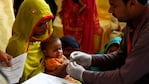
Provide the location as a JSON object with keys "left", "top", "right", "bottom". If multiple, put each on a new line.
{"left": 99, "top": 37, "right": 122, "bottom": 54}
{"left": 62, "top": 0, "right": 102, "bottom": 54}
{"left": 60, "top": 35, "right": 80, "bottom": 59}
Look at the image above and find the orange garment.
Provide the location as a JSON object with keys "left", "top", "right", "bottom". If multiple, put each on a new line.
{"left": 45, "top": 55, "right": 64, "bottom": 72}
{"left": 45, "top": 55, "right": 81, "bottom": 83}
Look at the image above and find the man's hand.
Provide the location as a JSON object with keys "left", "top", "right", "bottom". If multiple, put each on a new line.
{"left": 66, "top": 62, "right": 85, "bottom": 82}
{"left": 0, "top": 50, "right": 12, "bottom": 67}
{"left": 70, "top": 51, "right": 92, "bottom": 67}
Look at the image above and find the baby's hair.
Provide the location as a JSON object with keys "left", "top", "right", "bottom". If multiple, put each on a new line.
{"left": 41, "top": 36, "right": 60, "bottom": 50}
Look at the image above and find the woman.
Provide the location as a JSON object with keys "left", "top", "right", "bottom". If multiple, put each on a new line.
{"left": 6, "top": 0, "right": 53, "bottom": 82}
{"left": 62, "top": 0, "right": 102, "bottom": 54}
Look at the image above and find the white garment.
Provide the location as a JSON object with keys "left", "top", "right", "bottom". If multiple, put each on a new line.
{"left": 0, "top": 0, "right": 15, "bottom": 52}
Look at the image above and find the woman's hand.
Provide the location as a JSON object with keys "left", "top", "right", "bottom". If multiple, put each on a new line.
{"left": 0, "top": 50, "right": 12, "bottom": 67}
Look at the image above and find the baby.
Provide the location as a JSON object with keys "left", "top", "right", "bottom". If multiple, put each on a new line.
{"left": 40, "top": 36, "right": 69, "bottom": 78}
{"left": 41, "top": 36, "right": 81, "bottom": 83}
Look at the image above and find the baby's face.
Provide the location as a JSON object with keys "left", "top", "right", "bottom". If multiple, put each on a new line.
{"left": 45, "top": 40, "right": 63, "bottom": 58}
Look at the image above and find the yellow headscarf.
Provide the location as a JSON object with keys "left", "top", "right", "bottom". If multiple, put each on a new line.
{"left": 7, "top": 0, "right": 53, "bottom": 57}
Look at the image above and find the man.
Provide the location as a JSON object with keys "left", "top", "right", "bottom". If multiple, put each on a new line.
{"left": 66, "top": 0, "right": 149, "bottom": 84}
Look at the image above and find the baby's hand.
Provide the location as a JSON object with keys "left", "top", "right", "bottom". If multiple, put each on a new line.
{"left": 62, "top": 56, "right": 70, "bottom": 65}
